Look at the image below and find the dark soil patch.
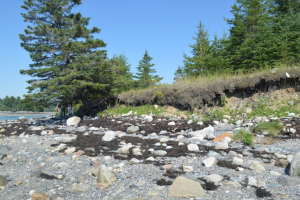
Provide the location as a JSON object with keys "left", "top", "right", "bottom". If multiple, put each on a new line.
{"left": 156, "top": 178, "right": 173, "bottom": 186}
{"left": 217, "top": 160, "right": 240, "bottom": 169}
{"left": 256, "top": 187, "right": 272, "bottom": 198}
{"left": 163, "top": 170, "right": 184, "bottom": 179}
{"left": 39, "top": 173, "right": 58, "bottom": 180}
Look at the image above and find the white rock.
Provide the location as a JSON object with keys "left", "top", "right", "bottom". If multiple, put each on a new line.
{"left": 154, "top": 142, "right": 161, "bottom": 146}
{"left": 202, "top": 157, "right": 217, "bottom": 167}
{"left": 177, "top": 135, "right": 184, "bottom": 139}
{"left": 289, "top": 152, "right": 300, "bottom": 177}
{"left": 215, "top": 142, "right": 228, "bottom": 150}
{"left": 221, "top": 136, "right": 231, "bottom": 143}
{"left": 233, "top": 157, "right": 243, "bottom": 165}
{"left": 55, "top": 134, "right": 77, "bottom": 143}
{"left": 118, "top": 143, "right": 133, "bottom": 154}
{"left": 187, "top": 144, "right": 199, "bottom": 152}
{"left": 66, "top": 116, "right": 81, "bottom": 126}
{"left": 287, "top": 155, "right": 294, "bottom": 163}
{"left": 247, "top": 177, "right": 257, "bottom": 186}
{"left": 65, "top": 147, "right": 76, "bottom": 154}
{"left": 160, "top": 137, "right": 169, "bottom": 143}
{"left": 178, "top": 142, "right": 184, "bottom": 146}
{"left": 183, "top": 166, "right": 194, "bottom": 172}
{"left": 236, "top": 167, "right": 244, "bottom": 171}
{"left": 168, "top": 121, "right": 176, "bottom": 126}
{"left": 245, "top": 160, "right": 265, "bottom": 172}
{"left": 102, "top": 131, "right": 116, "bottom": 142}
{"left": 146, "top": 156, "right": 155, "bottom": 161}
{"left": 275, "top": 153, "right": 286, "bottom": 159}
{"left": 144, "top": 115, "right": 153, "bottom": 122}
{"left": 166, "top": 146, "right": 173, "bottom": 149}
{"left": 187, "top": 120, "right": 193, "bottom": 124}
{"left": 204, "top": 174, "right": 223, "bottom": 184}
{"left": 270, "top": 171, "right": 281, "bottom": 176}
{"left": 132, "top": 148, "right": 142, "bottom": 155}
{"left": 129, "top": 158, "right": 140, "bottom": 165}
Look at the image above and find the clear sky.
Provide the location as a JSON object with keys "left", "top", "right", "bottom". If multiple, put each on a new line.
{"left": 0, "top": 0, "right": 235, "bottom": 99}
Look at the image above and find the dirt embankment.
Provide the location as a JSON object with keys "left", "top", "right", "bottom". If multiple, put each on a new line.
{"left": 117, "top": 68, "right": 300, "bottom": 111}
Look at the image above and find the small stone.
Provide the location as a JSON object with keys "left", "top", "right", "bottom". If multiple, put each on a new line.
{"left": 65, "top": 147, "right": 76, "bottom": 154}
{"left": 187, "top": 144, "right": 199, "bottom": 152}
{"left": 0, "top": 175, "right": 9, "bottom": 187}
{"left": 31, "top": 192, "right": 50, "bottom": 200}
{"left": 129, "top": 158, "right": 140, "bottom": 165}
{"left": 148, "top": 190, "right": 159, "bottom": 195}
{"left": 233, "top": 157, "right": 243, "bottom": 165}
{"left": 270, "top": 171, "right": 281, "bottom": 176}
{"left": 245, "top": 160, "right": 265, "bottom": 172}
{"left": 215, "top": 142, "right": 228, "bottom": 150}
{"left": 66, "top": 116, "right": 81, "bottom": 126}
{"left": 202, "top": 157, "right": 217, "bottom": 167}
{"left": 69, "top": 183, "right": 88, "bottom": 193}
{"left": 162, "top": 164, "right": 173, "bottom": 170}
{"left": 183, "top": 166, "right": 194, "bottom": 172}
{"left": 204, "top": 174, "right": 223, "bottom": 184}
{"left": 168, "top": 121, "right": 175, "bottom": 126}
{"left": 127, "top": 125, "right": 139, "bottom": 133}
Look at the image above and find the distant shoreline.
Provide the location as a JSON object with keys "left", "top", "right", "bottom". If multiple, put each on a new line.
{"left": 0, "top": 111, "right": 55, "bottom": 116}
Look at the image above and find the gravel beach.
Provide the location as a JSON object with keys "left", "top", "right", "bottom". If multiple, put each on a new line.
{"left": 0, "top": 115, "right": 300, "bottom": 200}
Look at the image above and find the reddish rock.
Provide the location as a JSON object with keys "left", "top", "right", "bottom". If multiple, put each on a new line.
{"left": 162, "top": 164, "right": 174, "bottom": 170}
{"left": 213, "top": 132, "right": 232, "bottom": 143}
{"left": 95, "top": 183, "right": 109, "bottom": 189}
{"left": 94, "top": 161, "right": 101, "bottom": 166}
{"left": 74, "top": 150, "right": 85, "bottom": 156}
{"left": 47, "top": 130, "right": 54, "bottom": 135}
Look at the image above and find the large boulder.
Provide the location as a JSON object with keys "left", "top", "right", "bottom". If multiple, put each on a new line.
{"left": 168, "top": 176, "right": 205, "bottom": 198}
{"left": 66, "top": 116, "right": 81, "bottom": 126}
{"left": 277, "top": 175, "right": 300, "bottom": 186}
{"left": 190, "top": 125, "right": 214, "bottom": 140}
{"left": 96, "top": 165, "right": 117, "bottom": 187}
{"left": 289, "top": 152, "right": 300, "bottom": 177}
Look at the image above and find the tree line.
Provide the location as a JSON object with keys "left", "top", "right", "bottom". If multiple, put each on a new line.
{"left": 19, "top": 0, "right": 300, "bottom": 113}
{"left": 0, "top": 96, "right": 54, "bottom": 112}
{"left": 175, "top": 0, "right": 300, "bottom": 80}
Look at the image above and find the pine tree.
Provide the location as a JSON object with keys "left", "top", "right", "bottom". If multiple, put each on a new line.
{"left": 19, "top": 0, "right": 111, "bottom": 108}
{"left": 183, "top": 21, "right": 211, "bottom": 77}
{"left": 135, "top": 50, "right": 162, "bottom": 88}
{"left": 110, "top": 54, "right": 135, "bottom": 94}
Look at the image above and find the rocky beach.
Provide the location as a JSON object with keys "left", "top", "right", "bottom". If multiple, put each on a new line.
{"left": 0, "top": 113, "right": 300, "bottom": 200}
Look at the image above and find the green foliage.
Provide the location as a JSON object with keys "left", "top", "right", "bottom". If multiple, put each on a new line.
{"left": 242, "top": 133, "right": 254, "bottom": 145}
{"left": 110, "top": 54, "right": 135, "bottom": 94}
{"left": 0, "top": 96, "right": 54, "bottom": 112}
{"left": 233, "top": 129, "right": 253, "bottom": 145}
{"left": 153, "top": 91, "right": 165, "bottom": 104}
{"left": 135, "top": 50, "right": 163, "bottom": 88}
{"left": 20, "top": 0, "right": 111, "bottom": 108}
{"left": 221, "top": 96, "right": 227, "bottom": 107}
{"left": 98, "top": 104, "right": 167, "bottom": 117}
{"left": 252, "top": 121, "right": 284, "bottom": 137}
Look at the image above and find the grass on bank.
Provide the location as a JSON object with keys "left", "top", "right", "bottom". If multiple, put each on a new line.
{"left": 251, "top": 121, "right": 284, "bottom": 137}
{"left": 97, "top": 104, "right": 167, "bottom": 117}
{"left": 232, "top": 129, "right": 254, "bottom": 146}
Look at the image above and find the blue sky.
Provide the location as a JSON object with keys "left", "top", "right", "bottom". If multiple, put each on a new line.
{"left": 0, "top": 0, "right": 235, "bottom": 99}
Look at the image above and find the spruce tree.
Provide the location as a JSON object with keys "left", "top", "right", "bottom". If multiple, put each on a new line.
{"left": 135, "top": 50, "right": 162, "bottom": 88}
{"left": 183, "top": 21, "right": 211, "bottom": 77}
{"left": 19, "top": 0, "right": 111, "bottom": 108}
{"left": 110, "top": 54, "right": 135, "bottom": 94}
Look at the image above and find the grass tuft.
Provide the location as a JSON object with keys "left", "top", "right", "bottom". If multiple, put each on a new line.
{"left": 251, "top": 121, "right": 284, "bottom": 137}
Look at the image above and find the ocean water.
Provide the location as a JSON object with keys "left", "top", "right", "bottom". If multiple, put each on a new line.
{"left": 0, "top": 115, "right": 48, "bottom": 121}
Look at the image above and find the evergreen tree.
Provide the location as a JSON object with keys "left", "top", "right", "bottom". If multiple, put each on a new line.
{"left": 19, "top": 0, "right": 110, "bottom": 108}
{"left": 110, "top": 54, "right": 135, "bottom": 94}
{"left": 135, "top": 50, "right": 162, "bottom": 88}
{"left": 183, "top": 21, "right": 211, "bottom": 77}
{"left": 226, "top": 0, "right": 272, "bottom": 71}
{"left": 174, "top": 65, "right": 188, "bottom": 81}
